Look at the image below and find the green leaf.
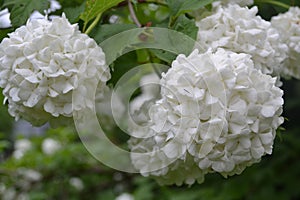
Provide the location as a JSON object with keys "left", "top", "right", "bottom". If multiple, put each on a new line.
{"left": 56, "top": 0, "right": 84, "bottom": 8}
{"left": 151, "top": 16, "right": 198, "bottom": 63}
{"left": 0, "top": 140, "right": 10, "bottom": 151}
{"left": 150, "top": 49, "right": 176, "bottom": 63}
{"left": 80, "top": 0, "right": 124, "bottom": 29}
{"left": 173, "top": 15, "right": 198, "bottom": 40}
{"left": 0, "top": 28, "right": 13, "bottom": 41}
{"left": 64, "top": 2, "right": 85, "bottom": 24}
{"left": 166, "top": 0, "right": 215, "bottom": 17}
{"left": 90, "top": 24, "right": 136, "bottom": 44}
{"left": 99, "top": 28, "right": 145, "bottom": 65}
{"left": 3, "top": 0, "right": 50, "bottom": 28}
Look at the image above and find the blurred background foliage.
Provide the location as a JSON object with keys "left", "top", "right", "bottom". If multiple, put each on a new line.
{"left": 0, "top": 0, "right": 300, "bottom": 199}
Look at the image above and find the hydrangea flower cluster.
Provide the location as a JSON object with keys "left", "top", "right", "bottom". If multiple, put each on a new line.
{"left": 271, "top": 7, "right": 300, "bottom": 79}
{"left": 195, "top": 4, "right": 288, "bottom": 76}
{"left": 129, "top": 48, "right": 284, "bottom": 185}
{"left": 0, "top": 14, "right": 110, "bottom": 126}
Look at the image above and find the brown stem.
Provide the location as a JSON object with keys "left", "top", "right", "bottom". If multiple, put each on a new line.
{"left": 127, "top": 0, "right": 142, "bottom": 27}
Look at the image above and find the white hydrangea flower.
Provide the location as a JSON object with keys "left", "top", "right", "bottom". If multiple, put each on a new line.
{"left": 271, "top": 7, "right": 300, "bottom": 79}
{"left": 129, "top": 48, "right": 284, "bottom": 185}
{"left": 0, "top": 14, "right": 110, "bottom": 126}
{"left": 1, "top": 187, "right": 17, "bottom": 200}
{"left": 115, "top": 193, "right": 134, "bottom": 200}
{"left": 42, "top": 138, "right": 61, "bottom": 155}
{"left": 12, "top": 138, "right": 32, "bottom": 159}
{"left": 213, "top": 0, "right": 254, "bottom": 7}
{"left": 14, "top": 139, "right": 31, "bottom": 151}
{"left": 196, "top": 4, "right": 288, "bottom": 76}
{"left": 69, "top": 177, "right": 84, "bottom": 191}
{"left": 17, "top": 168, "right": 42, "bottom": 182}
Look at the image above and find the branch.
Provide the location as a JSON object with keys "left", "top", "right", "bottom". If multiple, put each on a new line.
{"left": 127, "top": 0, "right": 142, "bottom": 27}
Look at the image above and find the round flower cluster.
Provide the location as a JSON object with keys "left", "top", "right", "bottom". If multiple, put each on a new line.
{"left": 42, "top": 138, "right": 61, "bottom": 155}
{"left": 195, "top": 4, "right": 288, "bottom": 76}
{"left": 0, "top": 14, "right": 110, "bottom": 126}
{"left": 271, "top": 7, "right": 300, "bottom": 79}
{"left": 129, "top": 48, "right": 284, "bottom": 185}
{"left": 13, "top": 139, "right": 32, "bottom": 159}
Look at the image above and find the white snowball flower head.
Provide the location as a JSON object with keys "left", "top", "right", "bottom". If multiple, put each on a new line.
{"left": 13, "top": 138, "right": 32, "bottom": 159}
{"left": 0, "top": 14, "right": 110, "bottom": 126}
{"left": 115, "top": 193, "right": 134, "bottom": 200}
{"left": 18, "top": 168, "right": 42, "bottom": 182}
{"left": 271, "top": 7, "right": 300, "bottom": 79}
{"left": 69, "top": 177, "right": 84, "bottom": 191}
{"left": 42, "top": 138, "right": 61, "bottom": 155}
{"left": 129, "top": 48, "right": 284, "bottom": 186}
{"left": 196, "top": 4, "right": 288, "bottom": 76}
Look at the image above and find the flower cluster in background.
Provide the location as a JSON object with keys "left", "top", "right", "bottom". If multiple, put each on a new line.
{"left": 196, "top": 4, "right": 288, "bottom": 77}
{"left": 271, "top": 6, "right": 300, "bottom": 79}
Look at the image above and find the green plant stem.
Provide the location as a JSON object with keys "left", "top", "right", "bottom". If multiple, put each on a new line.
{"left": 148, "top": 50, "right": 163, "bottom": 78}
{"left": 168, "top": 16, "right": 177, "bottom": 28}
{"left": 254, "top": 0, "right": 290, "bottom": 9}
{"left": 84, "top": 14, "right": 102, "bottom": 35}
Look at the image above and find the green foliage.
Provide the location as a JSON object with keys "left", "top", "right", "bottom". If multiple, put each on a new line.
{"left": 166, "top": 0, "right": 215, "bottom": 17}
{"left": 173, "top": 15, "right": 198, "bottom": 40}
{"left": 80, "top": 0, "right": 124, "bottom": 31}
{"left": 0, "top": 91, "right": 13, "bottom": 134}
{"left": 0, "top": 28, "right": 13, "bottom": 41}
{"left": 150, "top": 14, "right": 199, "bottom": 63}
{"left": 90, "top": 24, "right": 137, "bottom": 44}
{"left": 57, "top": 0, "right": 85, "bottom": 8}
{"left": 2, "top": 127, "right": 299, "bottom": 199}
{"left": 63, "top": 2, "right": 86, "bottom": 24}
{"left": 2, "top": 0, "right": 50, "bottom": 27}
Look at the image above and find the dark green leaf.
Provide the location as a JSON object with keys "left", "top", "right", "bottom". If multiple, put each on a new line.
{"left": 64, "top": 2, "right": 85, "bottom": 24}
{"left": 0, "top": 28, "right": 13, "bottom": 41}
{"left": 167, "top": 0, "right": 215, "bottom": 17}
{"left": 108, "top": 51, "right": 138, "bottom": 86}
{"left": 57, "top": 0, "right": 84, "bottom": 8}
{"left": 3, "top": 0, "right": 50, "bottom": 28}
{"left": 173, "top": 15, "right": 198, "bottom": 40}
{"left": 150, "top": 49, "right": 176, "bottom": 63}
{"left": 153, "top": 15, "right": 198, "bottom": 63}
{"left": 99, "top": 28, "right": 144, "bottom": 65}
{"left": 90, "top": 24, "right": 136, "bottom": 44}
